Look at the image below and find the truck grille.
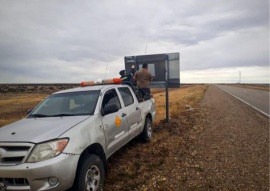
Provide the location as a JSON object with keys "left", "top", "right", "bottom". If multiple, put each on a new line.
{"left": 0, "top": 143, "right": 34, "bottom": 165}
{"left": 0, "top": 177, "right": 29, "bottom": 186}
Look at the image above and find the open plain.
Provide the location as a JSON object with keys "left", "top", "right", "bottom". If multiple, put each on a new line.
{"left": 0, "top": 84, "right": 269, "bottom": 190}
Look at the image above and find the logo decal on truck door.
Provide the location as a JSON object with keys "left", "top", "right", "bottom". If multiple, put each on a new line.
{"left": 115, "top": 116, "right": 121, "bottom": 128}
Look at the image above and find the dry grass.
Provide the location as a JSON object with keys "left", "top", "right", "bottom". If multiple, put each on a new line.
{"left": 0, "top": 93, "right": 48, "bottom": 127}
{"left": 0, "top": 86, "right": 205, "bottom": 128}
{"left": 153, "top": 85, "right": 206, "bottom": 124}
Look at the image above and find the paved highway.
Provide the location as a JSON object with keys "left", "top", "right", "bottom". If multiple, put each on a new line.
{"left": 216, "top": 85, "right": 270, "bottom": 117}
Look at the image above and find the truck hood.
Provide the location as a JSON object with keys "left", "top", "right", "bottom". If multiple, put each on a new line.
{"left": 0, "top": 116, "right": 89, "bottom": 143}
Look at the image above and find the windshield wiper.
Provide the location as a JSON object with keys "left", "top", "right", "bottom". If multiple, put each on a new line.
{"left": 29, "top": 114, "right": 49, "bottom": 118}
{"left": 30, "top": 113, "right": 90, "bottom": 118}
{"left": 50, "top": 114, "right": 75, "bottom": 117}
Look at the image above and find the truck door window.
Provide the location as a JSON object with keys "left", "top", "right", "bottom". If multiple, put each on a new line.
{"left": 118, "top": 87, "right": 134, "bottom": 107}
{"left": 102, "top": 89, "right": 121, "bottom": 111}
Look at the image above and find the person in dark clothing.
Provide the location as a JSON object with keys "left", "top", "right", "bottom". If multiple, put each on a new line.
{"left": 119, "top": 70, "right": 127, "bottom": 80}
{"left": 119, "top": 65, "right": 136, "bottom": 83}
{"left": 133, "top": 63, "right": 153, "bottom": 95}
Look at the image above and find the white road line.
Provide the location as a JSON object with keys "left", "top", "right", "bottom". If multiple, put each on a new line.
{"left": 218, "top": 86, "right": 270, "bottom": 118}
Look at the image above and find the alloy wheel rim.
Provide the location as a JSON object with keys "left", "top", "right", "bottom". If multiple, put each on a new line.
{"left": 85, "top": 165, "right": 101, "bottom": 191}
{"left": 147, "top": 123, "right": 152, "bottom": 138}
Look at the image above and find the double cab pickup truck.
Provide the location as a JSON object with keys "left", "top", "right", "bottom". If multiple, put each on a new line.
{"left": 0, "top": 78, "right": 156, "bottom": 191}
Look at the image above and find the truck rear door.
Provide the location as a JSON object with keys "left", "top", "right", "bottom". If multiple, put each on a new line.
{"left": 117, "top": 87, "right": 142, "bottom": 140}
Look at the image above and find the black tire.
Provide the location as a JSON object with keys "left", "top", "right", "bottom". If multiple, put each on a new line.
{"left": 140, "top": 117, "right": 152, "bottom": 142}
{"left": 73, "top": 154, "right": 105, "bottom": 191}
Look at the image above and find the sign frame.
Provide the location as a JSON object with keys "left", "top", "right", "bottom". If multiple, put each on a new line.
{"left": 124, "top": 52, "right": 180, "bottom": 123}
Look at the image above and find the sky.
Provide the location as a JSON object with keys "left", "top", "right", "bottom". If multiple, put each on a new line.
{"left": 0, "top": 0, "right": 269, "bottom": 84}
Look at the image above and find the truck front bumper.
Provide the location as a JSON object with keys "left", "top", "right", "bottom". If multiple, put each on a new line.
{"left": 0, "top": 153, "right": 79, "bottom": 191}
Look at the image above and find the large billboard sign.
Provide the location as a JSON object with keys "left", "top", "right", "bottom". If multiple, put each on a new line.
{"left": 124, "top": 52, "right": 180, "bottom": 88}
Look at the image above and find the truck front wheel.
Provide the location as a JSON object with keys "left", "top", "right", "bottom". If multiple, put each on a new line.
{"left": 74, "top": 154, "right": 105, "bottom": 191}
{"left": 140, "top": 117, "right": 152, "bottom": 142}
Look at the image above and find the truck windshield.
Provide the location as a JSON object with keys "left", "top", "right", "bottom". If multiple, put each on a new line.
{"left": 28, "top": 90, "right": 100, "bottom": 118}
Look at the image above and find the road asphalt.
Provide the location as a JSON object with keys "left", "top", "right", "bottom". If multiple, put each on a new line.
{"left": 216, "top": 85, "right": 269, "bottom": 117}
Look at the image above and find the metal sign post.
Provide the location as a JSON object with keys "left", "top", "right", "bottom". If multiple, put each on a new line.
{"left": 165, "top": 55, "right": 169, "bottom": 123}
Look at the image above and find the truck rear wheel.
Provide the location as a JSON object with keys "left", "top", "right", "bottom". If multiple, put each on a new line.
{"left": 140, "top": 117, "right": 152, "bottom": 142}
{"left": 74, "top": 154, "right": 105, "bottom": 191}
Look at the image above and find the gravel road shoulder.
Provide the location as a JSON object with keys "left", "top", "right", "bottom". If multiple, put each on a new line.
{"left": 189, "top": 85, "right": 269, "bottom": 190}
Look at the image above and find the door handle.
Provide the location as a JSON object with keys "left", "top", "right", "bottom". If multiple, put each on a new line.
{"left": 122, "top": 113, "right": 127, "bottom": 117}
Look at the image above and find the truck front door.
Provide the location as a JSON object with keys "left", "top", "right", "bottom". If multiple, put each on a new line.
{"left": 101, "top": 88, "right": 129, "bottom": 157}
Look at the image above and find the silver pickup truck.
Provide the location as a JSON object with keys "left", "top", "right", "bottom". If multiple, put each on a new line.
{"left": 0, "top": 80, "right": 156, "bottom": 191}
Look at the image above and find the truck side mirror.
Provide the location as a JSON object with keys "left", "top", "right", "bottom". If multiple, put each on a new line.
{"left": 102, "top": 104, "right": 119, "bottom": 116}
{"left": 27, "top": 109, "right": 32, "bottom": 115}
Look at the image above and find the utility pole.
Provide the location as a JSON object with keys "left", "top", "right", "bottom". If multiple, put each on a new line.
{"left": 239, "top": 71, "right": 241, "bottom": 84}
{"left": 145, "top": 45, "right": 147, "bottom": 54}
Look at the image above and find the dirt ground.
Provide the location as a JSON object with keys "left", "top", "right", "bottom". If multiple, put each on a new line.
{"left": 104, "top": 85, "right": 269, "bottom": 191}
{"left": 178, "top": 85, "right": 269, "bottom": 190}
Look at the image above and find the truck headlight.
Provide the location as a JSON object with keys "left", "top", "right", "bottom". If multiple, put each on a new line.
{"left": 26, "top": 139, "right": 68, "bottom": 163}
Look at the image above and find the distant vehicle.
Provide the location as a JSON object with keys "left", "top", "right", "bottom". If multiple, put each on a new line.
{"left": 0, "top": 78, "right": 156, "bottom": 191}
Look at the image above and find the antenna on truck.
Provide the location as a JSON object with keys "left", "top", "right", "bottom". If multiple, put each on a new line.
{"left": 104, "top": 63, "right": 108, "bottom": 79}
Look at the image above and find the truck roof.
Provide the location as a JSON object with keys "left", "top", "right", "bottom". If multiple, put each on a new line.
{"left": 53, "top": 84, "right": 128, "bottom": 95}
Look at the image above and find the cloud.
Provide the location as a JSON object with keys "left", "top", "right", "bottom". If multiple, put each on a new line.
{"left": 181, "top": 66, "right": 269, "bottom": 84}
{"left": 181, "top": 26, "right": 269, "bottom": 70}
{"left": 0, "top": 0, "right": 268, "bottom": 83}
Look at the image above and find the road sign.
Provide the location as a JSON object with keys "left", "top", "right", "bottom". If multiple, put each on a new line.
{"left": 124, "top": 52, "right": 180, "bottom": 123}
